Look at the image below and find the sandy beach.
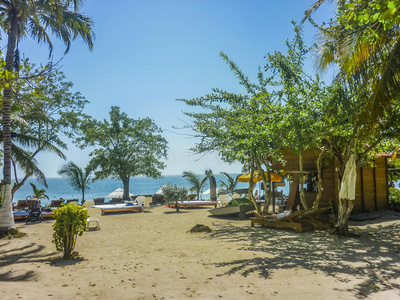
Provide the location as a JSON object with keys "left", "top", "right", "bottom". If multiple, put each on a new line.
{"left": 1, "top": 206, "right": 400, "bottom": 299}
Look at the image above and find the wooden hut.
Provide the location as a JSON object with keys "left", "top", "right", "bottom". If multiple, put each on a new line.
{"left": 272, "top": 149, "right": 389, "bottom": 213}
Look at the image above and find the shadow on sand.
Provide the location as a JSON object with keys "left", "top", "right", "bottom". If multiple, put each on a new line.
{"left": 163, "top": 210, "right": 189, "bottom": 214}
{"left": 207, "top": 218, "right": 400, "bottom": 298}
{"left": 0, "top": 242, "right": 58, "bottom": 282}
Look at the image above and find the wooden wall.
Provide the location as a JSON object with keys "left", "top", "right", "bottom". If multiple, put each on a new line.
{"left": 274, "top": 150, "right": 389, "bottom": 213}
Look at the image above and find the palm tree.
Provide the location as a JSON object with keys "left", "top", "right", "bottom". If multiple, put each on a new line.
{"left": 0, "top": 0, "right": 94, "bottom": 232}
{"left": 58, "top": 162, "right": 93, "bottom": 205}
{"left": 304, "top": 0, "right": 400, "bottom": 122}
{"left": 182, "top": 171, "right": 207, "bottom": 200}
{"left": 219, "top": 172, "right": 238, "bottom": 194}
{"left": 29, "top": 183, "right": 49, "bottom": 200}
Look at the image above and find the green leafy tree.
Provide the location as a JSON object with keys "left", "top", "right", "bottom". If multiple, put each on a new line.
{"left": 180, "top": 52, "right": 284, "bottom": 215}
{"left": 162, "top": 184, "right": 188, "bottom": 212}
{"left": 10, "top": 65, "right": 88, "bottom": 195}
{"left": 52, "top": 204, "right": 88, "bottom": 259}
{"left": 182, "top": 171, "right": 207, "bottom": 200}
{"left": 0, "top": 0, "right": 94, "bottom": 233}
{"left": 29, "top": 182, "right": 49, "bottom": 200}
{"left": 305, "top": 1, "right": 400, "bottom": 234}
{"left": 266, "top": 22, "right": 325, "bottom": 210}
{"left": 317, "top": 80, "right": 400, "bottom": 235}
{"left": 77, "top": 106, "right": 168, "bottom": 200}
{"left": 388, "top": 158, "right": 400, "bottom": 182}
{"left": 58, "top": 161, "right": 93, "bottom": 205}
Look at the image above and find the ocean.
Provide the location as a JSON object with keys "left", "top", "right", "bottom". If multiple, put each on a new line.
{"left": 12, "top": 174, "right": 290, "bottom": 206}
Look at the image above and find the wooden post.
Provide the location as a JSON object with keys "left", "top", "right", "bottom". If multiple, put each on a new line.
{"left": 360, "top": 167, "right": 365, "bottom": 213}
{"left": 385, "top": 157, "right": 389, "bottom": 207}
{"left": 272, "top": 183, "right": 276, "bottom": 212}
{"left": 373, "top": 160, "right": 378, "bottom": 212}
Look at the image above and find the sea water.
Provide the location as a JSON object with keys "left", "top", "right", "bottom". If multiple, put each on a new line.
{"left": 12, "top": 174, "right": 290, "bottom": 206}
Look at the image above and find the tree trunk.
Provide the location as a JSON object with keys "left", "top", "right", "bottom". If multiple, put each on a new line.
{"left": 335, "top": 153, "right": 357, "bottom": 235}
{"left": 298, "top": 152, "right": 309, "bottom": 210}
{"left": 121, "top": 176, "right": 130, "bottom": 200}
{"left": 256, "top": 160, "right": 271, "bottom": 214}
{"left": 312, "top": 150, "right": 325, "bottom": 211}
{"left": 336, "top": 198, "right": 353, "bottom": 235}
{"left": 247, "top": 166, "right": 262, "bottom": 216}
{"left": 0, "top": 20, "right": 18, "bottom": 232}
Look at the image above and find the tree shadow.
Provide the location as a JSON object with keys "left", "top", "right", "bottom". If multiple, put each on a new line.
{"left": 163, "top": 211, "right": 189, "bottom": 214}
{"left": 208, "top": 215, "right": 250, "bottom": 222}
{"left": 0, "top": 242, "right": 58, "bottom": 282}
{"left": 48, "top": 256, "right": 85, "bottom": 267}
{"left": 207, "top": 221, "right": 400, "bottom": 298}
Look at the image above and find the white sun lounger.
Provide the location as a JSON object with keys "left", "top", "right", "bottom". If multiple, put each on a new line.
{"left": 92, "top": 203, "right": 143, "bottom": 215}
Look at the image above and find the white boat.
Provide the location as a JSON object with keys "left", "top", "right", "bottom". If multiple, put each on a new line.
{"left": 208, "top": 198, "right": 255, "bottom": 219}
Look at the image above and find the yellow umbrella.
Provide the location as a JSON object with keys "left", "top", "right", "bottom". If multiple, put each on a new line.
{"left": 237, "top": 171, "right": 282, "bottom": 183}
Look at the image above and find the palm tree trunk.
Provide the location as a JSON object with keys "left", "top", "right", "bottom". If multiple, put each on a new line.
{"left": 81, "top": 188, "right": 85, "bottom": 205}
{"left": 0, "top": 20, "right": 18, "bottom": 232}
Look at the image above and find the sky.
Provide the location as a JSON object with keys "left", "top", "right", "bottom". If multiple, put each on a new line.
{"left": 2, "top": 0, "right": 334, "bottom": 177}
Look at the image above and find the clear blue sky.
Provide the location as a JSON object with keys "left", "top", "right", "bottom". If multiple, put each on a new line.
{"left": 4, "top": 0, "right": 334, "bottom": 177}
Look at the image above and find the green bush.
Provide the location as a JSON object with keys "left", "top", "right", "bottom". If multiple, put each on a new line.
{"left": 162, "top": 183, "right": 188, "bottom": 212}
{"left": 52, "top": 204, "right": 88, "bottom": 259}
{"left": 389, "top": 188, "right": 400, "bottom": 211}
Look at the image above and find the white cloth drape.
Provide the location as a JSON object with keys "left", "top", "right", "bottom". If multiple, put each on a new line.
{"left": 339, "top": 154, "right": 357, "bottom": 200}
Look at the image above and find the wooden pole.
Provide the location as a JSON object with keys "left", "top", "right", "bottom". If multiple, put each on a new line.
{"left": 373, "top": 160, "right": 378, "bottom": 212}
{"left": 360, "top": 167, "right": 365, "bottom": 213}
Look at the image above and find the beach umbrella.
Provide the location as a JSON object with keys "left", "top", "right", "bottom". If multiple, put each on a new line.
{"left": 154, "top": 185, "right": 166, "bottom": 195}
{"left": 237, "top": 171, "right": 282, "bottom": 183}
{"left": 106, "top": 188, "right": 134, "bottom": 199}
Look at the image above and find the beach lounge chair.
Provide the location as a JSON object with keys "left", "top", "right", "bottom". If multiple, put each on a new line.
{"left": 67, "top": 199, "right": 79, "bottom": 205}
{"left": 136, "top": 195, "right": 145, "bottom": 205}
{"left": 50, "top": 199, "right": 64, "bottom": 208}
{"left": 250, "top": 210, "right": 309, "bottom": 233}
{"left": 92, "top": 203, "right": 143, "bottom": 215}
{"left": 94, "top": 198, "right": 105, "bottom": 205}
{"left": 15, "top": 200, "right": 28, "bottom": 210}
{"left": 83, "top": 201, "right": 100, "bottom": 230}
{"left": 218, "top": 194, "right": 229, "bottom": 206}
{"left": 143, "top": 196, "right": 153, "bottom": 212}
{"left": 188, "top": 194, "right": 197, "bottom": 200}
{"left": 25, "top": 199, "right": 43, "bottom": 224}
{"left": 111, "top": 198, "right": 123, "bottom": 204}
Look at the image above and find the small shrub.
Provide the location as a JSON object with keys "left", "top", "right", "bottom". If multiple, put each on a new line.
{"left": 52, "top": 204, "right": 88, "bottom": 259}
{"left": 162, "top": 184, "right": 188, "bottom": 212}
{"left": 389, "top": 188, "right": 400, "bottom": 211}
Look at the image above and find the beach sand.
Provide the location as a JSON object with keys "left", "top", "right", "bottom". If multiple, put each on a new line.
{"left": 1, "top": 206, "right": 400, "bottom": 299}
